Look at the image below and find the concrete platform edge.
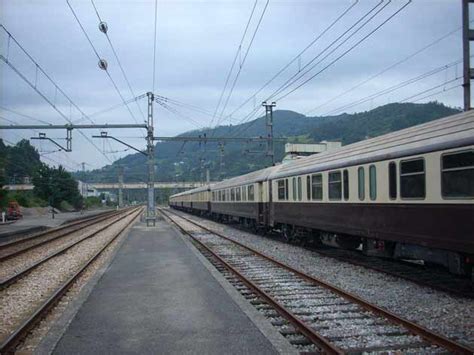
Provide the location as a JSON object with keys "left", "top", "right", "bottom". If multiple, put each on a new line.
{"left": 34, "top": 213, "right": 142, "bottom": 355}
{"left": 168, "top": 219, "right": 298, "bottom": 355}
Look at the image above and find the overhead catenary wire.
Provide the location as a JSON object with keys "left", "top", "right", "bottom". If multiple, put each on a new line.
{"left": 274, "top": 1, "right": 413, "bottom": 102}
{"left": 229, "top": 0, "right": 391, "bottom": 136}
{"left": 305, "top": 22, "right": 468, "bottom": 115}
{"left": 223, "top": 0, "right": 359, "bottom": 122}
{"left": 268, "top": 0, "right": 392, "bottom": 101}
{"left": 90, "top": 0, "right": 147, "bottom": 122}
{"left": 210, "top": 0, "right": 258, "bottom": 127}
{"left": 66, "top": 0, "right": 140, "bottom": 125}
{"left": 215, "top": 0, "right": 270, "bottom": 124}
{"left": 152, "top": 0, "right": 158, "bottom": 94}
{"left": 323, "top": 57, "right": 465, "bottom": 115}
{"left": 0, "top": 25, "right": 113, "bottom": 164}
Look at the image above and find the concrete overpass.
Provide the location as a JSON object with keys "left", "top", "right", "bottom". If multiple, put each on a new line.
{"left": 3, "top": 182, "right": 212, "bottom": 191}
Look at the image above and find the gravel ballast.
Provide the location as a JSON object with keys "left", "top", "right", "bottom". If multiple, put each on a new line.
{"left": 170, "top": 210, "right": 474, "bottom": 348}
{"left": 0, "top": 209, "right": 141, "bottom": 347}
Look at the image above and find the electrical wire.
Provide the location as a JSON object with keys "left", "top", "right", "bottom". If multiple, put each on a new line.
{"left": 90, "top": 0, "right": 147, "bottom": 123}
{"left": 66, "top": 0, "right": 140, "bottom": 125}
{"left": 323, "top": 57, "right": 464, "bottom": 115}
{"left": 216, "top": 0, "right": 270, "bottom": 123}
{"left": 274, "top": 1, "right": 413, "bottom": 102}
{"left": 152, "top": 0, "right": 158, "bottom": 93}
{"left": 223, "top": 0, "right": 359, "bottom": 122}
{"left": 305, "top": 22, "right": 468, "bottom": 115}
{"left": 211, "top": 0, "right": 258, "bottom": 127}
{"left": 228, "top": 0, "right": 390, "bottom": 134}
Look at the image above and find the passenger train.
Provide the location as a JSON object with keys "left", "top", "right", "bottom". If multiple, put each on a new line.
{"left": 169, "top": 110, "right": 474, "bottom": 278}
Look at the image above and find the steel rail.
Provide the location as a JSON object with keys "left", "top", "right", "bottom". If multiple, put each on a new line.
{"left": 0, "top": 209, "right": 131, "bottom": 262}
{"left": 0, "top": 208, "right": 139, "bottom": 290}
{"left": 161, "top": 208, "right": 343, "bottom": 354}
{"left": 162, "top": 208, "right": 474, "bottom": 354}
{"left": 0, "top": 207, "right": 143, "bottom": 354}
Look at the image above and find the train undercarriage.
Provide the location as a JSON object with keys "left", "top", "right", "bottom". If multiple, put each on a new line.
{"left": 170, "top": 205, "right": 474, "bottom": 281}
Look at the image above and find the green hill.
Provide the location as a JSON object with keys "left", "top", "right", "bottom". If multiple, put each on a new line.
{"left": 78, "top": 101, "right": 460, "bottom": 183}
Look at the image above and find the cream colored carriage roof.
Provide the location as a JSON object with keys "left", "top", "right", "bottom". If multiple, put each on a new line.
{"left": 210, "top": 165, "right": 280, "bottom": 190}
{"left": 269, "top": 110, "right": 474, "bottom": 180}
{"left": 170, "top": 184, "right": 210, "bottom": 198}
{"left": 171, "top": 110, "right": 474, "bottom": 199}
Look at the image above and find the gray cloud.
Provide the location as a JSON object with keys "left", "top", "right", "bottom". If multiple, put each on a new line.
{"left": 0, "top": 0, "right": 463, "bottom": 169}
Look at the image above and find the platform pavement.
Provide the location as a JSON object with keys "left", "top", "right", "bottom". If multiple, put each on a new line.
{"left": 52, "top": 217, "right": 281, "bottom": 354}
{"left": 0, "top": 209, "right": 113, "bottom": 241}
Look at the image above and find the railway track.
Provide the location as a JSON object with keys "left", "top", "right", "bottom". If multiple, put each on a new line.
{"left": 0, "top": 208, "right": 125, "bottom": 262}
{"left": 0, "top": 206, "right": 143, "bottom": 353}
{"left": 161, "top": 208, "right": 473, "bottom": 354}
{"left": 176, "top": 210, "right": 474, "bottom": 299}
{"left": 305, "top": 247, "right": 474, "bottom": 299}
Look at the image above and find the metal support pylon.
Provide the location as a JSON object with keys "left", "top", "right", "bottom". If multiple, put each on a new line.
{"left": 262, "top": 101, "right": 276, "bottom": 166}
{"left": 462, "top": 0, "right": 474, "bottom": 111}
{"left": 146, "top": 92, "right": 156, "bottom": 226}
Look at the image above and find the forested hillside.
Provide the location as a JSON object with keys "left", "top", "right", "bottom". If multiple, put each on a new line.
{"left": 78, "top": 102, "right": 459, "bottom": 183}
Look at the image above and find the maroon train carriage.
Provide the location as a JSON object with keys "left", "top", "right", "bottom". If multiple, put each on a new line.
{"left": 170, "top": 110, "right": 474, "bottom": 277}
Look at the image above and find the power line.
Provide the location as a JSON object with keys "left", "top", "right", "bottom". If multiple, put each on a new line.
{"left": 223, "top": 0, "right": 359, "bottom": 122}
{"left": 152, "top": 0, "right": 158, "bottom": 93}
{"left": 66, "top": 0, "right": 139, "bottom": 125}
{"left": 216, "top": 0, "right": 270, "bottom": 123}
{"left": 0, "top": 25, "right": 112, "bottom": 163}
{"left": 306, "top": 23, "right": 467, "bottom": 115}
{"left": 399, "top": 77, "right": 461, "bottom": 103}
{"left": 323, "top": 58, "right": 464, "bottom": 115}
{"left": 211, "top": 0, "right": 258, "bottom": 126}
{"left": 90, "top": 0, "right": 147, "bottom": 122}
{"left": 229, "top": 0, "right": 390, "bottom": 134}
{"left": 274, "top": 1, "right": 413, "bottom": 102}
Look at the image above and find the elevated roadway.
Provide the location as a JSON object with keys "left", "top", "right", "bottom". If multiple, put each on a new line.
{"left": 3, "top": 182, "right": 212, "bottom": 191}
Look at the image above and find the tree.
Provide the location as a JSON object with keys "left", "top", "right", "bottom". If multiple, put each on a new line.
{"left": 32, "top": 164, "right": 83, "bottom": 209}
{"left": 5, "top": 139, "right": 41, "bottom": 182}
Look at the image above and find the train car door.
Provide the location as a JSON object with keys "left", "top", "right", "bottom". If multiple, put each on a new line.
{"left": 268, "top": 179, "right": 274, "bottom": 227}
{"left": 258, "top": 182, "right": 264, "bottom": 225}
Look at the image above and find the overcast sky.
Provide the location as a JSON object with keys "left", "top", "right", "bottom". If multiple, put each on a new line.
{"left": 0, "top": 0, "right": 464, "bottom": 170}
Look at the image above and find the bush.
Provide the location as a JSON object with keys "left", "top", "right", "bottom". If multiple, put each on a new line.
{"left": 59, "top": 200, "right": 74, "bottom": 212}
{"left": 84, "top": 196, "right": 102, "bottom": 209}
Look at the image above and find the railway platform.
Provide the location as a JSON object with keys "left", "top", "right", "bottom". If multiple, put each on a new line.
{"left": 0, "top": 208, "right": 113, "bottom": 242}
{"left": 50, "top": 217, "right": 281, "bottom": 354}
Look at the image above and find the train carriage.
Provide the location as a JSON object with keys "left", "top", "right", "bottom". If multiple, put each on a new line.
{"left": 267, "top": 110, "right": 474, "bottom": 275}
{"left": 209, "top": 166, "right": 277, "bottom": 227}
{"left": 170, "top": 110, "right": 474, "bottom": 277}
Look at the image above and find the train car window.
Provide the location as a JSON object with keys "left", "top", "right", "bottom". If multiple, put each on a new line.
{"left": 292, "top": 178, "right": 297, "bottom": 201}
{"left": 311, "top": 174, "right": 323, "bottom": 200}
{"left": 358, "top": 167, "right": 365, "bottom": 200}
{"left": 442, "top": 150, "right": 474, "bottom": 198}
{"left": 278, "top": 180, "right": 285, "bottom": 200}
{"left": 297, "top": 177, "right": 302, "bottom": 201}
{"left": 328, "top": 171, "right": 342, "bottom": 200}
{"left": 369, "top": 165, "right": 377, "bottom": 200}
{"left": 242, "top": 186, "right": 247, "bottom": 201}
{"left": 236, "top": 187, "right": 241, "bottom": 201}
{"left": 306, "top": 176, "right": 311, "bottom": 200}
{"left": 389, "top": 162, "right": 397, "bottom": 199}
{"left": 400, "top": 159, "right": 425, "bottom": 199}
{"left": 231, "top": 188, "right": 235, "bottom": 201}
{"left": 248, "top": 185, "right": 255, "bottom": 201}
{"left": 343, "top": 170, "right": 349, "bottom": 200}
{"left": 285, "top": 179, "right": 289, "bottom": 200}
